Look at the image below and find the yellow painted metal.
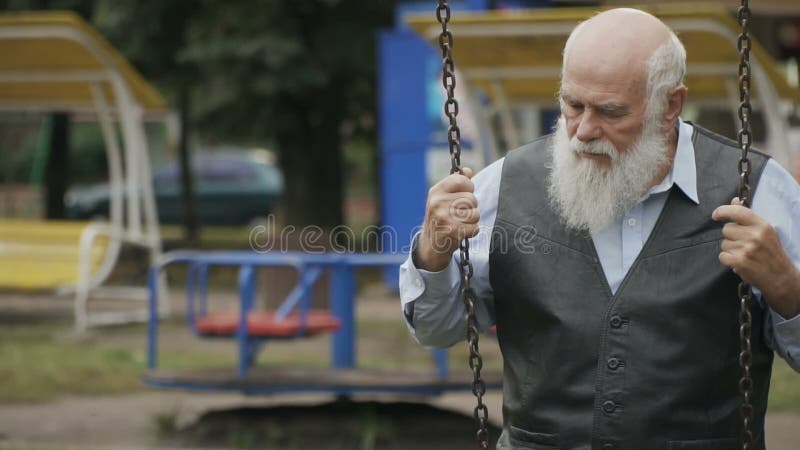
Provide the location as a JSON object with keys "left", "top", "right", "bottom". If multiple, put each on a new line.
{"left": 0, "top": 220, "right": 108, "bottom": 291}
{"left": 406, "top": 3, "right": 800, "bottom": 103}
{"left": 0, "top": 11, "right": 165, "bottom": 111}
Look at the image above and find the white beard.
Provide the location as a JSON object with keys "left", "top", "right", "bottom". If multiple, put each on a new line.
{"left": 547, "top": 116, "right": 670, "bottom": 233}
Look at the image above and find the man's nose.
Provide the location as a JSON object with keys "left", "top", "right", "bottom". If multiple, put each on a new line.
{"left": 575, "top": 110, "right": 602, "bottom": 142}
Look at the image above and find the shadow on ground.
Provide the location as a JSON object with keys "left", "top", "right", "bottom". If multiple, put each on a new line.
{"left": 167, "top": 400, "right": 501, "bottom": 450}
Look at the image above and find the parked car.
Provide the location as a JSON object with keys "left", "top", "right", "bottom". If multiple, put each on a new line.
{"left": 65, "top": 151, "right": 284, "bottom": 226}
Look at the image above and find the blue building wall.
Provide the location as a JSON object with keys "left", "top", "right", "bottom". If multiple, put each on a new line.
{"left": 378, "top": 30, "right": 432, "bottom": 287}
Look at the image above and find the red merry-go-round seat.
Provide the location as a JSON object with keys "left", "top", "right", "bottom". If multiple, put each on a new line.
{"left": 195, "top": 310, "right": 341, "bottom": 338}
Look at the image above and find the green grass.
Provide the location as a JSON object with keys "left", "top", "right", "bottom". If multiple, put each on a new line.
{"left": 768, "top": 358, "right": 800, "bottom": 411}
{"left": 0, "top": 338, "right": 141, "bottom": 402}
{"left": 0, "top": 313, "right": 797, "bottom": 414}
{"left": 0, "top": 323, "right": 235, "bottom": 403}
{"left": 160, "top": 225, "right": 255, "bottom": 250}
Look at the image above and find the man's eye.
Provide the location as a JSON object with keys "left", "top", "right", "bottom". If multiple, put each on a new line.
{"left": 569, "top": 102, "right": 584, "bottom": 110}
{"left": 600, "top": 109, "right": 625, "bottom": 118}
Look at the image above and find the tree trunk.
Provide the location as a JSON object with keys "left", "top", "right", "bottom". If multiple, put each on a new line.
{"left": 178, "top": 85, "right": 199, "bottom": 245}
{"left": 277, "top": 89, "right": 344, "bottom": 229}
{"left": 44, "top": 112, "right": 69, "bottom": 220}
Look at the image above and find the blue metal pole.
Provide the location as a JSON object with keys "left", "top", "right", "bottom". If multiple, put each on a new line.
{"left": 146, "top": 266, "right": 159, "bottom": 370}
{"left": 186, "top": 263, "right": 197, "bottom": 335}
{"left": 298, "top": 265, "right": 310, "bottom": 335}
{"left": 331, "top": 263, "right": 355, "bottom": 369}
{"left": 433, "top": 348, "right": 449, "bottom": 380}
{"left": 199, "top": 264, "right": 209, "bottom": 317}
{"left": 237, "top": 265, "right": 255, "bottom": 378}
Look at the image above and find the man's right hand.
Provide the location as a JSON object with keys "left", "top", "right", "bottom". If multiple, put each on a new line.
{"left": 416, "top": 167, "right": 480, "bottom": 272}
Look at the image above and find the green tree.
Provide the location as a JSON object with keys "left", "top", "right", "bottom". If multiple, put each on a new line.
{"left": 180, "top": 0, "right": 394, "bottom": 227}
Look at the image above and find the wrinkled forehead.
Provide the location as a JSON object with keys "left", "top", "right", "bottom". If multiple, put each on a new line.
{"left": 561, "top": 42, "right": 649, "bottom": 106}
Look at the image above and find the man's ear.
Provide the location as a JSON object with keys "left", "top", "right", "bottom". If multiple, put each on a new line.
{"left": 664, "top": 84, "right": 688, "bottom": 131}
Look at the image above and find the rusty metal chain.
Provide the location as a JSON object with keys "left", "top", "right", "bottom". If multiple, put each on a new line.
{"left": 736, "top": 1, "right": 754, "bottom": 449}
{"left": 436, "top": 2, "right": 489, "bottom": 448}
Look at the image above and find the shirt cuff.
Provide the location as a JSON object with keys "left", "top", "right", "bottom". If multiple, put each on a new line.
{"left": 771, "top": 308, "right": 800, "bottom": 366}
{"left": 399, "top": 245, "right": 458, "bottom": 333}
{"left": 399, "top": 252, "right": 456, "bottom": 307}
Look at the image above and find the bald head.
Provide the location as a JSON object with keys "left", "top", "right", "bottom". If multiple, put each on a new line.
{"left": 564, "top": 8, "right": 672, "bottom": 87}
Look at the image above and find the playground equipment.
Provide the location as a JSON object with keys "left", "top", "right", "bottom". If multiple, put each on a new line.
{"left": 144, "top": 250, "right": 503, "bottom": 394}
{"left": 0, "top": 12, "right": 169, "bottom": 331}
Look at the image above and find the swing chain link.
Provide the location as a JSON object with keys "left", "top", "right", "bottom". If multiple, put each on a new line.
{"left": 437, "top": 1, "right": 490, "bottom": 448}
{"left": 736, "top": 1, "right": 754, "bottom": 449}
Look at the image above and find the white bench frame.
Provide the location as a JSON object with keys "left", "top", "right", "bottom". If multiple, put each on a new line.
{"left": 0, "top": 18, "right": 169, "bottom": 331}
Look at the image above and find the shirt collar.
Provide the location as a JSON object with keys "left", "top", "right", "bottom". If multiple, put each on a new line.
{"left": 645, "top": 118, "right": 699, "bottom": 204}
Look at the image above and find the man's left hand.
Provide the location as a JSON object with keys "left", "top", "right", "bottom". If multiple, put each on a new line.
{"left": 713, "top": 197, "right": 800, "bottom": 319}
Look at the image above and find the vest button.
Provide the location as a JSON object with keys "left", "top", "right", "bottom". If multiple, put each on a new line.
{"left": 607, "top": 357, "right": 621, "bottom": 370}
{"left": 609, "top": 315, "right": 623, "bottom": 328}
{"left": 602, "top": 400, "right": 617, "bottom": 414}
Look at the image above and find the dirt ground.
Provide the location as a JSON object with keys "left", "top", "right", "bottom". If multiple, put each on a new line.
{"left": 0, "top": 390, "right": 797, "bottom": 449}
{"left": 0, "top": 285, "right": 798, "bottom": 449}
{"left": 0, "top": 391, "right": 505, "bottom": 449}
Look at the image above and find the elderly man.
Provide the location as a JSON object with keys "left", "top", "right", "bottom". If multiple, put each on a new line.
{"left": 399, "top": 8, "right": 800, "bottom": 450}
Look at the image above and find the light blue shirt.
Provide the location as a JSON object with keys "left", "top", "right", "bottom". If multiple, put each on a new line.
{"left": 400, "top": 119, "right": 800, "bottom": 372}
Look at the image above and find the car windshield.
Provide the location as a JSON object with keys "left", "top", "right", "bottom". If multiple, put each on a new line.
{"left": 154, "top": 155, "right": 261, "bottom": 188}
{"left": 198, "top": 158, "right": 257, "bottom": 183}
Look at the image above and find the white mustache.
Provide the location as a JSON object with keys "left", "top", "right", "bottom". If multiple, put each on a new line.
{"left": 570, "top": 139, "right": 618, "bottom": 157}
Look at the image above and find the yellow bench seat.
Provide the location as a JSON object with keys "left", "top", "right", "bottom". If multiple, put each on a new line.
{"left": 0, "top": 220, "right": 108, "bottom": 291}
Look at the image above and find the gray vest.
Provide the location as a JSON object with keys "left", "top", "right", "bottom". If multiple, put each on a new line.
{"left": 489, "top": 125, "right": 774, "bottom": 450}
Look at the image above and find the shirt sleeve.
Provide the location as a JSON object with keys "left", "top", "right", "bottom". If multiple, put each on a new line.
{"left": 751, "top": 158, "right": 800, "bottom": 372}
{"left": 398, "top": 157, "right": 504, "bottom": 348}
